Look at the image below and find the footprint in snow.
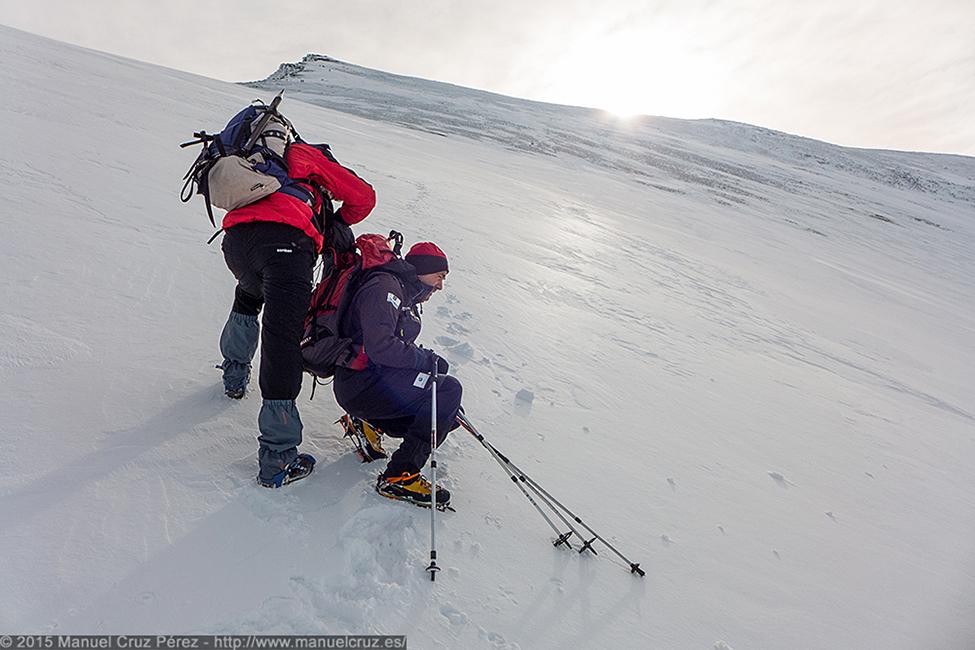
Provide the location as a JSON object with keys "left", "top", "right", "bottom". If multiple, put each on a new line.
{"left": 477, "top": 629, "right": 517, "bottom": 650}
{"left": 448, "top": 341, "right": 475, "bottom": 362}
{"left": 667, "top": 477, "right": 677, "bottom": 492}
{"left": 447, "top": 321, "right": 470, "bottom": 335}
{"left": 440, "top": 605, "right": 469, "bottom": 626}
{"left": 768, "top": 471, "right": 795, "bottom": 488}
{"left": 434, "top": 335, "right": 475, "bottom": 363}
{"left": 484, "top": 514, "right": 503, "bottom": 529}
{"left": 498, "top": 587, "right": 518, "bottom": 605}
{"left": 513, "top": 390, "right": 533, "bottom": 416}
{"left": 661, "top": 535, "right": 675, "bottom": 547}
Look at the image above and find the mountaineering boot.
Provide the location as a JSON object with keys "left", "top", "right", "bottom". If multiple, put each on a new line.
{"left": 224, "top": 381, "right": 247, "bottom": 400}
{"left": 339, "top": 414, "right": 388, "bottom": 462}
{"left": 376, "top": 470, "right": 451, "bottom": 509}
{"left": 217, "top": 358, "right": 250, "bottom": 399}
{"left": 258, "top": 453, "right": 316, "bottom": 488}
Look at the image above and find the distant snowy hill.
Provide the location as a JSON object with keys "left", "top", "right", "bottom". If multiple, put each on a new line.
{"left": 2, "top": 25, "right": 975, "bottom": 649}
{"left": 249, "top": 54, "right": 975, "bottom": 208}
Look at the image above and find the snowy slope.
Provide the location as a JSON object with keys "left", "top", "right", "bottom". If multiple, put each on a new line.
{"left": 2, "top": 25, "right": 975, "bottom": 649}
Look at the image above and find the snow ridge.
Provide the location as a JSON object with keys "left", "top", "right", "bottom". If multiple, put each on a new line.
{"left": 247, "top": 55, "right": 975, "bottom": 207}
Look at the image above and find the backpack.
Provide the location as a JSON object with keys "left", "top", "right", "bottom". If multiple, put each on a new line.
{"left": 301, "top": 231, "right": 405, "bottom": 379}
{"left": 180, "top": 92, "right": 314, "bottom": 227}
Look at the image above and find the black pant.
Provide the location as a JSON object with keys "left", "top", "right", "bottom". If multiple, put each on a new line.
{"left": 334, "top": 365, "right": 462, "bottom": 474}
{"left": 222, "top": 222, "right": 315, "bottom": 400}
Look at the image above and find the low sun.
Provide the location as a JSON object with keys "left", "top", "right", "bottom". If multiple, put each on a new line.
{"left": 546, "top": 27, "right": 719, "bottom": 123}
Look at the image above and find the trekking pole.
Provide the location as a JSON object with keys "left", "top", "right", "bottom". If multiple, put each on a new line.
{"left": 460, "top": 411, "right": 586, "bottom": 546}
{"left": 457, "top": 413, "right": 576, "bottom": 548}
{"left": 492, "top": 448, "right": 587, "bottom": 548}
{"left": 465, "top": 417, "right": 589, "bottom": 548}
{"left": 425, "top": 358, "right": 441, "bottom": 581}
{"left": 492, "top": 443, "right": 645, "bottom": 576}
{"left": 458, "top": 413, "right": 645, "bottom": 577}
{"left": 468, "top": 426, "right": 590, "bottom": 551}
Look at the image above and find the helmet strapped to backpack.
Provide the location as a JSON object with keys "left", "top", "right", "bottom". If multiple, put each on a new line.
{"left": 180, "top": 91, "right": 314, "bottom": 226}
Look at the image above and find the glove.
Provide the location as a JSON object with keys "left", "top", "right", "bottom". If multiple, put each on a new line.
{"left": 431, "top": 353, "right": 449, "bottom": 375}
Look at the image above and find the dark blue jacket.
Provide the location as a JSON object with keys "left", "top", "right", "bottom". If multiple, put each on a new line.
{"left": 342, "top": 260, "right": 435, "bottom": 371}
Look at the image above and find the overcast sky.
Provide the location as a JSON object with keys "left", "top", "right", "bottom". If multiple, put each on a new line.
{"left": 2, "top": 0, "right": 973, "bottom": 155}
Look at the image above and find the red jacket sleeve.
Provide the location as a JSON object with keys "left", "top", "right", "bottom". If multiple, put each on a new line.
{"left": 286, "top": 143, "right": 376, "bottom": 225}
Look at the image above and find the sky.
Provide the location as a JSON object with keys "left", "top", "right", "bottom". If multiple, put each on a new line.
{"left": 2, "top": 0, "right": 973, "bottom": 156}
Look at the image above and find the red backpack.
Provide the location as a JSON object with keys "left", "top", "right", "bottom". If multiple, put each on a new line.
{"left": 301, "top": 232, "right": 403, "bottom": 379}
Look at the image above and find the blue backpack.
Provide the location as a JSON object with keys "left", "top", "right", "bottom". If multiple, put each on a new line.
{"left": 180, "top": 92, "right": 314, "bottom": 228}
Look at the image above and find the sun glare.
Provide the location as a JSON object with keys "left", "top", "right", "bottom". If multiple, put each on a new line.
{"left": 545, "top": 25, "right": 720, "bottom": 121}
{"left": 602, "top": 100, "right": 645, "bottom": 120}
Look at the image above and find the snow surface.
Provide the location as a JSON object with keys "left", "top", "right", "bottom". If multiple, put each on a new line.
{"left": 2, "top": 25, "right": 975, "bottom": 649}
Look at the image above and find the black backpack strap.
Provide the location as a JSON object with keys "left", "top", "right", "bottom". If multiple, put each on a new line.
{"left": 388, "top": 230, "right": 404, "bottom": 256}
{"left": 180, "top": 134, "right": 221, "bottom": 227}
{"left": 198, "top": 170, "right": 216, "bottom": 227}
{"left": 307, "top": 261, "right": 356, "bottom": 344}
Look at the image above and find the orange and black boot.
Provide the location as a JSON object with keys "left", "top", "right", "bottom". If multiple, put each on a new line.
{"left": 338, "top": 414, "right": 388, "bottom": 462}
{"left": 376, "top": 469, "right": 451, "bottom": 509}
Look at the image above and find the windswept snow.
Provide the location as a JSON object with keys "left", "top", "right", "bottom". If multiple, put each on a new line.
{"left": 2, "top": 25, "right": 975, "bottom": 649}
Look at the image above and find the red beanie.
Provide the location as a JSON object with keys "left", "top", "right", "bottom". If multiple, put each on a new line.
{"left": 406, "top": 242, "right": 449, "bottom": 275}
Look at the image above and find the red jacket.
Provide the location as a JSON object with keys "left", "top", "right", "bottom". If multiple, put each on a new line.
{"left": 222, "top": 143, "right": 376, "bottom": 252}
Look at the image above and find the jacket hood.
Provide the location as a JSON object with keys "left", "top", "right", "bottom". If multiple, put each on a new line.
{"left": 376, "top": 258, "right": 429, "bottom": 302}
